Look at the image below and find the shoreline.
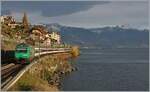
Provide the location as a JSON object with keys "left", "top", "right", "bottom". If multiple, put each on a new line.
{"left": 9, "top": 53, "right": 78, "bottom": 91}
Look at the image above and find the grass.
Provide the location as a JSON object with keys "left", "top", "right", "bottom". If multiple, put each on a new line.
{"left": 9, "top": 53, "right": 74, "bottom": 91}
{"left": 9, "top": 71, "right": 57, "bottom": 91}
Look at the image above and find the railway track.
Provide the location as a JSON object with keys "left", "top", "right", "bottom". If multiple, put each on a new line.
{"left": 1, "top": 63, "right": 25, "bottom": 89}
{"left": 1, "top": 49, "right": 71, "bottom": 90}
{"left": 1, "top": 63, "right": 15, "bottom": 70}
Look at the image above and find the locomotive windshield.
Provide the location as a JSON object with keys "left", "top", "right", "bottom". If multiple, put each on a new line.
{"left": 16, "top": 49, "right": 27, "bottom": 53}
{"left": 15, "top": 43, "right": 29, "bottom": 53}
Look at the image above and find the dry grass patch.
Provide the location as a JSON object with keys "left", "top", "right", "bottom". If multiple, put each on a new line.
{"left": 9, "top": 53, "right": 73, "bottom": 91}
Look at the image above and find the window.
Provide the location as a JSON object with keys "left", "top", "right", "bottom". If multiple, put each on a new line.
{"left": 16, "top": 49, "right": 27, "bottom": 53}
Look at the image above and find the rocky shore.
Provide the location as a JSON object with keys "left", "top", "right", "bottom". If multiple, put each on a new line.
{"left": 9, "top": 53, "right": 78, "bottom": 91}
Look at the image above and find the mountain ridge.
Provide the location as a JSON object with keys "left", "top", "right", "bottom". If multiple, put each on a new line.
{"left": 44, "top": 23, "right": 149, "bottom": 48}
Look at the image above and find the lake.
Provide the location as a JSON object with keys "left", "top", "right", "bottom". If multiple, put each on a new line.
{"left": 61, "top": 48, "right": 149, "bottom": 91}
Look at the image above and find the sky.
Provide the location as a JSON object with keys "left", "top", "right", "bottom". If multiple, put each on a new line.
{"left": 1, "top": 1, "right": 149, "bottom": 29}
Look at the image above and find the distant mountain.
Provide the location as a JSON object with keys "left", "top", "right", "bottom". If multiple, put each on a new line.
{"left": 45, "top": 23, "right": 149, "bottom": 48}
{"left": 45, "top": 23, "right": 62, "bottom": 32}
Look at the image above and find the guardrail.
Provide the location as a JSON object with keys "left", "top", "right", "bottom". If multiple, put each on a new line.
{"left": 35, "top": 50, "right": 70, "bottom": 56}
{"left": 34, "top": 47, "right": 70, "bottom": 51}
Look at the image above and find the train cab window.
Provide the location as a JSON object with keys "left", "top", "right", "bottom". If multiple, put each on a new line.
{"left": 16, "top": 49, "right": 27, "bottom": 53}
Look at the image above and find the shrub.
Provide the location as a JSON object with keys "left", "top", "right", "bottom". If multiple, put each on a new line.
{"left": 70, "top": 46, "right": 80, "bottom": 57}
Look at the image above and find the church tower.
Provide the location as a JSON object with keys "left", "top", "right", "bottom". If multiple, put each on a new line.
{"left": 22, "top": 12, "right": 29, "bottom": 30}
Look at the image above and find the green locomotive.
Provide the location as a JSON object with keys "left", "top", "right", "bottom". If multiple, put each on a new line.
{"left": 15, "top": 43, "right": 34, "bottom": 64}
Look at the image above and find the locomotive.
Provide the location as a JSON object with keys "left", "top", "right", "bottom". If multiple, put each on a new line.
{"left": 15, "top": 43, "right": 34, "bottom": 64}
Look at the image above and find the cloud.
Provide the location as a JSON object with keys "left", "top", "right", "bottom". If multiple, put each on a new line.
{"left": 1, "top": 1, "right": 148, "bottom": 29}
{"left": 1, "top": 1, "right": 109, "bottom": 17}
{"left": 48, "top": 1, "right": 148, "bottom": 29}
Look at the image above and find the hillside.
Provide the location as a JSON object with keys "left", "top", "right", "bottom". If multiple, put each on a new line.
{"left": 45, "top": 23, "right": 149, "bottom": 48}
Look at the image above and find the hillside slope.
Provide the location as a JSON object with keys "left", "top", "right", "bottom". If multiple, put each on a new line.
{"left": 46, "top": 23, "right": 149, "bottom": 48}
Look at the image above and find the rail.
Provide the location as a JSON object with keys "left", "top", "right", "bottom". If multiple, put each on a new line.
{"left": 1, "top": 48, "right": 71, "bottom": 91}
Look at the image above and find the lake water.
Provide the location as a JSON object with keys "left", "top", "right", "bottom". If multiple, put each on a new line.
{"left": 61, "top": 48, "right": 149, "bottom": 91}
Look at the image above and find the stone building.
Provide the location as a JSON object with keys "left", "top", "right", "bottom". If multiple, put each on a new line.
{"left": 49, "top": 31, "right": 61, "bottom": 45}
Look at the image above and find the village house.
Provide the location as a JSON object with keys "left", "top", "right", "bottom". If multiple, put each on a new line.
{"left": 8, "top": 23, "right": 22, "bottom": 29}
{"left": 42, "top": 32, "right": 51, "bottom": 47}
{"left": 1, "top": 15, "right": 14, "bottom": 24}
{"left": 1, "top": 14, "right": 61, "bottom": 47}
{"left": 30, "top": 25, "right": 61, "bottom": 46}
{"left": 49, "top": 31, "right": 61, "bottom": 45}
{"left": 43, "top": 37, "right": 51, "bottom": 47}
{"left": 1, "top": 15, "right": 22, "bottom": 29}
{"left": 31, "top": 25, "right": 47, "bottom": 40}
{"left": 0, "top": 16, "right": 6, "bottom": 23}
{"left": 30, "top": 25, "right": 52, "bottom": 46}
